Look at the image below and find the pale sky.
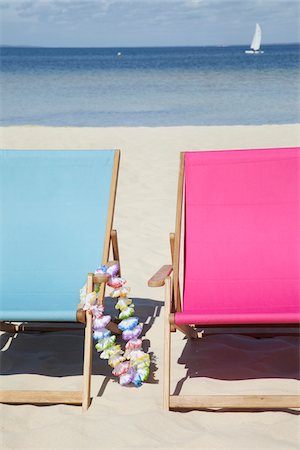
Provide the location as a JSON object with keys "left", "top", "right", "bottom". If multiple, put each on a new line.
{"left": 0, "top": 0, "right": 299, "bottom": 47}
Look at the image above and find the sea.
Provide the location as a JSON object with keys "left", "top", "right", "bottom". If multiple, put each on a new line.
{"left": 0, "top": 44, "right": 299, "bottom": 127}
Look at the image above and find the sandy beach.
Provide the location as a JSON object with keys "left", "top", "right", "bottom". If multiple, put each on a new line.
{"left": 0, "top": 124, "right": 300, "bottom": 450}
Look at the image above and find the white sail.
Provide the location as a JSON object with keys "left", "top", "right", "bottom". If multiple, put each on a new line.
{"left": 250, "top": 23, "right": 261, "bottom": 51}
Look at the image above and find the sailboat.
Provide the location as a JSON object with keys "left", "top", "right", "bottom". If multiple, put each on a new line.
{"left": 245, "top": 23, "right": 264, "bottom": 54}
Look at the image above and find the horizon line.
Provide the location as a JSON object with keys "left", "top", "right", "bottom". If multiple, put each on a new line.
{"left": 1, "top": 42, "right": 299, "bottom": 49}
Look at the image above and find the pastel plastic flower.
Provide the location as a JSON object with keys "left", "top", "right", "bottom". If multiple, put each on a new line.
{"left": 118, "top": 317, "right": 139, "bottom": 332}
{"left": 95, "top": 265, "right": 107, "bottom": 274}
{"left": 78, "top": 284, "right": 96, "bottom": 309}
{"left": 108, "top": 344, "right": 122, "bottom": 355}
{"left": 93, "top": 315, "right": 111, "bottom": 329}
{"left": 125, "top": 339, "right": 142, "bottom": 350}
{"left": 108, "top": 277, "right": 126, "bottom": 289}
{"left": 142, "top": 354, "right": 150, "bottom": 367}
{"left": 119, "top": 306, "right": 135, "bottom": 320}
{"left": 112, "top": 361, "right": 130, "bottom": 377}
{"left": 135, "top": 360, "right": 150, "bottom": 370}
{"left": 130, "top": 350, "right": 150, "bottom": 367}
{"left": 137, "top": 366, "right": 150, "bottom": 382}
{"left": 133, "top": 372, "right": 142, "bottom": 387}
{"left": 80, "top": 262, "right": 150, "bottom": 388}
{"left": 106, "top": 263, "right": 119, "bottom": 278}
{"left": 95, "top": 335, "right": 116, "bottom": 352}
{"left": 122, "top": 324, "right": 143, "bottom": 341}
{"left": 124, "top": 349, "right": 132, "bottom": 359}
{"left": 90, "top": 304, "right": 104, "bottom": 319}
{"left": 110, "top": 286, "right": 131, "bottom": 298}
{"left": 99, "top": 350, "right": 110, "bottom": 359}
{"left": 93, "top": 328, "right": 111, "bottom": 340}
{"left": 100, "top": 344, "right": 122, "bottom": 360}
{"left": 115, "top": 298, "right": 132, "bottom": 311}
{"left": 82, "top": 291, "right": 97, "bottom": 309}
{"left": 119, "top": 367, "right": 136, "bottom": 386}
{"left": 124, "top": 347, "right": 146, "bottom": 362}
{"left": 108, "top": 352, "right": 126, "bottom": 368}
{"left": 129, "top": 349, "right": 144, "bottom": 359}
{"left": 120, "top": 287, "right": 131, "bottom": 298}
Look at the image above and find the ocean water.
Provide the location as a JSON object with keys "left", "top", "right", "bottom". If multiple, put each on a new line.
{"left": 0, "top": 45, "right": 299, "bottom": 126}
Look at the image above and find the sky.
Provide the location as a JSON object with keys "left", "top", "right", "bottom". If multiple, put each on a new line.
{"left": 0, "top": 0, "right": 299, "bottom": 47}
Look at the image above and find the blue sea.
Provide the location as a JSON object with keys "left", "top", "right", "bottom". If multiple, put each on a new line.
{"left": 0, "top": 45, "right": 299, "bottom": 126}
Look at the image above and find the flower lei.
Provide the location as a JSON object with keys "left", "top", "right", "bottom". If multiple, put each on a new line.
{"left": 79, "top": 263, "right": 150, "bottom": 386}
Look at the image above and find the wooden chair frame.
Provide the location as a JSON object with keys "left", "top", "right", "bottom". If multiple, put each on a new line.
{"left": 148, "top": 152, "right": 300, "bottom": 411}
{"left": 0, "top": 149, "right": 121, "bottom": 411}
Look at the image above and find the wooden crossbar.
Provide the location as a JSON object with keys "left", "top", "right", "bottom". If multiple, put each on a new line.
{"left": 148, "top": 265, "right": 173, "bottom": 287}
{"left": 0, "top": 390, "right": 82, "bottom": 405}
{"left": 169, "top": 395, "right": 300, "bottom": 410}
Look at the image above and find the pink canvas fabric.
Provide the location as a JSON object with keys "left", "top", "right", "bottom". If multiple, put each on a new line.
{"left": 175, "top": 147, "right": 300, "bottom": 325}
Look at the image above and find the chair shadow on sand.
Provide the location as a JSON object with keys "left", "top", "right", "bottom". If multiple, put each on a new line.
{"left": 0, "top": 298, "right": 163, "bottom": 399}
{"left": 172, "top": 331, "right": 300, "bottom": 413}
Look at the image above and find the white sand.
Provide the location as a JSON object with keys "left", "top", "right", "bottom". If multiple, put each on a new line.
{"left": 0, "top": 124, "right": 299, "bottom": 450}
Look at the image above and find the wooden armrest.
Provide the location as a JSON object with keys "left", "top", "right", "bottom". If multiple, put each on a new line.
{"left": 148, "top": 265, "right": 173, "bottom": 287}
{"left": 93, "top": 260, "right": 120, "bottom": 283}
{"left": 93, "top": 273, "right": 111, "bottom": 283}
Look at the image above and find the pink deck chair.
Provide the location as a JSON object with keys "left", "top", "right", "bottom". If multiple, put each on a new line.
{"left": 149, "top": 147, "right": 300, "bottom": 411}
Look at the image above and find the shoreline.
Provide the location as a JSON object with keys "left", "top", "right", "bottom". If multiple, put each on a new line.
{"left": 1, "top": 122, "right": 299, "bottom": 128}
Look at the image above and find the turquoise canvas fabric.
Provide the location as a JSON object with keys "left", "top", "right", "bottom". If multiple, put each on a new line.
{"left": 0, "top": 150, "right": 115, "bottom": 321}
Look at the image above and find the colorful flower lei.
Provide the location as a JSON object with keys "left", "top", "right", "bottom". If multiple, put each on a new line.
{"left": 79, "top": 263, "right": 150, "bottom": 386}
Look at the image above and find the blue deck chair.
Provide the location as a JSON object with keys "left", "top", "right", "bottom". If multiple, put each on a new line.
{"left": 0, "top": 149, "right": 120, "bottom": 410}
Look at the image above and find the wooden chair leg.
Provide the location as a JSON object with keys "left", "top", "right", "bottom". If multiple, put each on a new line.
{"left": 164, "top": 277, "right": 172, "bottom": 411}
{"left": 82, "top": 273, "right": 94, "bottom": 412}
